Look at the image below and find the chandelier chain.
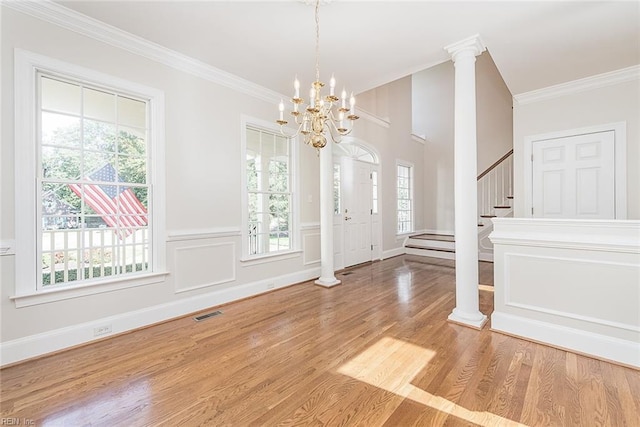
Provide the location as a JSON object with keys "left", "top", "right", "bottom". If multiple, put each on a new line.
{"left": 315, "top": 0, "right": 320, "bottom": 82}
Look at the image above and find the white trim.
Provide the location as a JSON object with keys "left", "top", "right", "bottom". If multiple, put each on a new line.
{"left": 356, "top": 107, "right": 390, "bottom": 129}
{"left": 382, "top": 247, "right": 406, "bottom": 260}
{"left": 523, "top": 122, "right": 627, "bottom": 219}
{"left": 167, "top": 227, "right": 241, "bottom": 242}
{"left": 14, "top": 49, "right": 166, "bottom": 300}
{"left": 0, "top": 240, "right": 15, "bottom": 256}
{"left": 410, "top": 133, "right": 427, "bottom": 144}
{"left": 491, "top": 312, "right": 640, "bottom": 368}
{"left": 4, "top": 0, "right": 283, "bottom": 104}
{"left": 10, "top": 271, "right": 169, "bottom": 308}
{"left": 0, "top": 267, "right": 321, "bottom": 367}
{"left": 490, "top": 218, "right": 640, "bottom": 253}
{"left": 300, "top": 222, "right": 320, "bottom": 231}
{"left": 239, "top": 250, "right": 302, "bottom": 266}
{"left": 514, "top": 65, "right": 640, "bottom": 105}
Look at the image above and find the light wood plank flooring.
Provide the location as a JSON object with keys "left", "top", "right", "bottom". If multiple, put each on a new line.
{"left": 1, "top": 255, "right": 638, "bottom": 426}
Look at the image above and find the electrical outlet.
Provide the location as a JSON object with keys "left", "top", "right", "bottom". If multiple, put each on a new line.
{"left": 267, "top": 283, "right": 275, "bottom": 290}
{"left": 93, "top": 324, "right": 112, "bottom": 337}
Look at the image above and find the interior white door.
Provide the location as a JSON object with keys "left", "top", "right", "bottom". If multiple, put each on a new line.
{"left": 532, "top": 130, "right": 615, "bottom": 218}
{"left": 342, "top": 157, "right": 373, "bottom": 267}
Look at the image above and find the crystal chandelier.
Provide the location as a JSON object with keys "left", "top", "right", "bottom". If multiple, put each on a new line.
{"left": 276, "top": 0, "right": 358, "bottom": 150}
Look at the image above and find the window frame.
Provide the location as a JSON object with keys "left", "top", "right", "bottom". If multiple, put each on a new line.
{"left": 240, "top": 116, "right": 299, "bottom": 262}
{"left": 13, "top": 49, "right": 167, "bottom": 307}
{"left": 396, "top": 161, "right": 414, "bottom": 236}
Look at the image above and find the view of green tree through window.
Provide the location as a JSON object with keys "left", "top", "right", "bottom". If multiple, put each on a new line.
{"left": 39, "top": 74, "right": 150, "bottom": 286}
{"left": 245, "top": 126, "right": 293, "bottom": 256}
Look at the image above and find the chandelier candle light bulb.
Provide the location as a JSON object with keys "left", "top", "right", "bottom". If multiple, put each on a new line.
{"left": 275, "top": 0, "right": 358, "bottom": 151}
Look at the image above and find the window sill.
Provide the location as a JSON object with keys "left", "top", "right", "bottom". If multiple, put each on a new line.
{"left": 11, "top": 271, "right": 170, "bottom": 308}
{"left": 240, "top": 250, "right": 302, "bottom": 266}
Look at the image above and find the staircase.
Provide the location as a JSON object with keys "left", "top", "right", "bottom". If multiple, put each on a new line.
{"left": 405, "top": 150, "right": 513, "bottom": 262}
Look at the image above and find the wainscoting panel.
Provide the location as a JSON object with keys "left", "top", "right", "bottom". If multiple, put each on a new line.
{"left": 174, "top": 242, "right": 236, "bottom": 293}
{"left": 504, "top": 253, "right": 640, "bottom": 330}
{"left": 491, "top": 218, "right": 640, "bottom": 367}
{"left": 303, "top": 233, "right": 321, "bottom": 265}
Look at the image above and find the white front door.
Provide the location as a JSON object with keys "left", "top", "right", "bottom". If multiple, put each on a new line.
{"left": 532, "top": 130, "right": 615, "bottom": 218}
{"left": 342, "top": 157, "right": 373, "bottom": 267}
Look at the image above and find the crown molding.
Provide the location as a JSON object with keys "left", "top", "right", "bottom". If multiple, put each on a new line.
{"left": 4, "top": 0, "right": 284, "bottom": 104}
{"left": 514, "top": 65, "right": 640, "bottom": 105}
{"left": 356, "top": 107, "right": 390, "bottom": 129}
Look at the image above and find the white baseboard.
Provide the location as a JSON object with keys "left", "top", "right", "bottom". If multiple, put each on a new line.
{"left": 382, "top": 247, "right": 406, "bottom": 260}
{"left": 491, "top": 311, "right": 640, "bottom": 368}
{"left": 0, "top": 267, "right": 320, "bottom": 367}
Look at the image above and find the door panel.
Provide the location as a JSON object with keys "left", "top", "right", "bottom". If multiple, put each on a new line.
{"left": 532, "top": 131, "right": 615, "bottom": 219}
{"left": 342, "top": 157, "right": 372, "bottom": 267}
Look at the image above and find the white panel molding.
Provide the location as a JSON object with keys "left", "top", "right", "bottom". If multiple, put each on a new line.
{"left": 300, "top": 222, "right": 321, "bottom": 231}
{"left": 0, "top": 240, "right": 15, "bottom": 256}
{"left": 491, "top": 312, "right": 640, "bottom": 368}
{"left": 174, "top": 242, "right": 236, "bottom": 293}
{"left": 303, "top": 233, "right": 321, "bottom": 265}
{"left": 167, "top": 227, "right": 241, "bottom": 242}
{"left": 490, "top": 218, "right": 640, "bottom": 253}
{"left": 0, "top": 266, "right": 321, "bottom": 367}
{"left": 514, "top": 65, "right": 640, "bottom": 105}
{"left": 503, "top": 253, "right": 640, "bottom": 333}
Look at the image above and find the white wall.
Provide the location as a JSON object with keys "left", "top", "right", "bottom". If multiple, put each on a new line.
{"left": 513, "top": 72, "right": 640, "bottom": 219}
{"left": 0, "top": 5, "right": 421, "bottom": 364}
{"left": 412, "top": 52, "right": 513, "bottom": 233}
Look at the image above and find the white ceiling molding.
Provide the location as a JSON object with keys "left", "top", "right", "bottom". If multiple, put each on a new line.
{"left": 356, "top": 107, "right": 390, "bottom": 129}
{"left": 514, "top": 65, "right": 640, "bottom": 105}
{"left": 411, "top": 133, "right": 427, "bottom": 144}
{"left": 4, "top": 0, "right": 284, "bottom": 104}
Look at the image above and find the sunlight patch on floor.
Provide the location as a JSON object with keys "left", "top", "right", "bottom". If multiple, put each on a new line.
{"left": 479, "top": 284, "right": 495, "bottom": 292}
{"left": 338, "top": 337, "right": 526, "bottom": 427}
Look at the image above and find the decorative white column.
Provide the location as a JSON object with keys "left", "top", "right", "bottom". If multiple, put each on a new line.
{"left": 315, "top": 141, "right": 341, "bottom": 287}
{"left": 445, "top": 34, "right": 487, "bottom": 329}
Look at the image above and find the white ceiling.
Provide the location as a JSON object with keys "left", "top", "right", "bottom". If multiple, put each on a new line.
{"left": 57, "top": 0, "right": 640, "bottom": 97}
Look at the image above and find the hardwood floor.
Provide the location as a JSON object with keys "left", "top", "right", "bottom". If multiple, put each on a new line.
{"left": 1, "top": 255, "right": 638, "bottom": 426}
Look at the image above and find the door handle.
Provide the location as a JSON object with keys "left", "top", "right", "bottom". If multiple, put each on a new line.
{"left": 345, "top": 216, "right": 352, "bottom": 221}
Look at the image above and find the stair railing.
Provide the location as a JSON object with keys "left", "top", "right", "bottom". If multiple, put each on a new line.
{"left": 477, "top": 149, "right": 513, "bottom": 217}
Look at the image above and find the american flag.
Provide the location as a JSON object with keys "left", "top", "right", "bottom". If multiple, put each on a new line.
{"left": 69, "top": 163, "right": 147, "bottom": 238}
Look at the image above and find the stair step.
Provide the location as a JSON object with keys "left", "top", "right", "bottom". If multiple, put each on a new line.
{"left": 480, "top": 215, "right": 497, "bottom": 218}
{"left": 409, "top": 233, "right": 455, "bottom": 242}
{"left": 405, "top": 244, "right": 455, "bottom": 253}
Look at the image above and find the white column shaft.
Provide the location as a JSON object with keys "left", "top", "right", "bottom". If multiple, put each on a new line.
{"left": 446, "top": 36, "right": 487, "bottom": 328}
{"left": 315, "top": 142, "right": 341, "bottom": 287}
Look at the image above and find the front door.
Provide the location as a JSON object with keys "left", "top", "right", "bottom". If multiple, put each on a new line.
{"left": 342, "top": 157, "right": 373, "bottom": 267}
{"left": 532, "top": 130, "right": 615, "bottom": 218}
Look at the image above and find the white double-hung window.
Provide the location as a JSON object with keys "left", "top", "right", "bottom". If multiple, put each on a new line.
{"left": 397, "top": 162, "right": 414, "bottom": 234}
{"left": 242, "top": 120, "right": 297, "bottom": 259}
{"left": 14, "top": 50, "right": 166, "bottom": 305}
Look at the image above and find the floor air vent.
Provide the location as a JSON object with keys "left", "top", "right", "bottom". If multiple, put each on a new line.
{"left": 194, "top": 310, "right": 223, "bottom": 322}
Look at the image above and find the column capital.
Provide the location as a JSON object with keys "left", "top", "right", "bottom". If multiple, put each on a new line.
{"left": 444, "top": 34, "right": 486, "bottom": 61}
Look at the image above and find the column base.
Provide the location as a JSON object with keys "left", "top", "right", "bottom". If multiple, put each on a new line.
{"left": 315, "top": 277, "right": 342, "bottom": 288}
{"left": 447, "top": 308, "right": 488, "bottom": 330}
